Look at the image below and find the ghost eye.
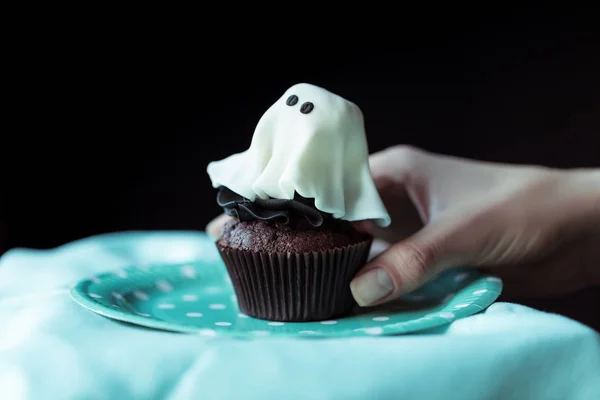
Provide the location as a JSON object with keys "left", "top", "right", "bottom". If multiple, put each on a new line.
{"left": 286, "top": 95, "right": 299, "bottom": 106}
{"left": 300, "top": 102, "right": 314, "bottom": 114}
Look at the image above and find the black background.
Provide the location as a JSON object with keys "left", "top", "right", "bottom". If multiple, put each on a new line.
{"left": 5, "top": 14, "right": 599, "bottom": 251}
{"left": 2, "top": 13, "right": 599, "bottom": 327}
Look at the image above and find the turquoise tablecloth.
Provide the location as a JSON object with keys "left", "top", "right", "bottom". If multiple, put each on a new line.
{"left": 1, "top": 232, "right": 599, "bottom": 400}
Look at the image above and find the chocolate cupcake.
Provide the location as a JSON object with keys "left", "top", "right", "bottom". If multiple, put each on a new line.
{"left": 215, "top": 186, "right": 372, "bottom": 321}
{"left": 207, "top": 83, "right": 391, "bottom": 322}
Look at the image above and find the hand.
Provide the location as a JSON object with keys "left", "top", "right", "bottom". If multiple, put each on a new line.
{"left": 206, "top": 213, "right": 233, "bottom": 240}
{"left": 349, "top": 146, "right": 600, "bottom": 307}
{"left": 204, "top": 146, "right": 600, "bottom": 308}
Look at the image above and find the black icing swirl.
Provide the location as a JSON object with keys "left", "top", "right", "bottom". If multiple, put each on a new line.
{"left": 216, "top": 186, "right": 329, "bottom": 227}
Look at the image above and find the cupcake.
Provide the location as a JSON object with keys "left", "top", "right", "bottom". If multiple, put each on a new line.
{"left": 207, "top": 83, "right": 391, "bottom": 322}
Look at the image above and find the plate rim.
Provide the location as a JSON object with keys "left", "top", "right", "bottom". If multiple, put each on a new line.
{"left": 69, "top": 263, "right": 503, "bottom": 338}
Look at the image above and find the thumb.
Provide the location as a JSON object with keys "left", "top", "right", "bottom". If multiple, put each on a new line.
{"left": 350, "top": 220, "right": 470, "bottom": 307}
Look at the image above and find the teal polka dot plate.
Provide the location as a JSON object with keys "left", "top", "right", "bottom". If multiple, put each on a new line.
{"left": 70, "top": 259, "right": 502, "bottom": 338}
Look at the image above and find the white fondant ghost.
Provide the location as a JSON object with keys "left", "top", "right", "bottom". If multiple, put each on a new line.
{"left": 207, "top": 83, "right": 391, "bottom": 227}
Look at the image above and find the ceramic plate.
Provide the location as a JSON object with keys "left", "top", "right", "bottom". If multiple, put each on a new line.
{"left": 70, "top": 259, "right": 502, "bottom": 338}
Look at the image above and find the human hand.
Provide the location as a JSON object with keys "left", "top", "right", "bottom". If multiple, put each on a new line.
{"left": 206, "top": 213, "right": 233, "bottom": 240}
{"left": 349, "top": 146, "right": 600, "bottom": 307}
{"left": 204, "top": 146, "right": 600, "bottom": 308}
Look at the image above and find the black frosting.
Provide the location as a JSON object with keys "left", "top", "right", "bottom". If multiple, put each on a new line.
{"left": 216, "top": 186, "right": 330, "bottom": 227}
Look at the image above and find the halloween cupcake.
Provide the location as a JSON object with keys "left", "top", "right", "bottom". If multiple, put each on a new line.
{"left": 207, "top": 83, "right": 391, "bottom": 322}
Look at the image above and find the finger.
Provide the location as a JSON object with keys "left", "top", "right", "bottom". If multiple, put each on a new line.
{"left": 361, "top": 146, "right": 428, "bottom": 241}
{"left": 368, "top": 145, "right": 427, "bottom": 183}
{"left": 350, "top": 218, "right": 473, "bottom": 307}
{"left": 205, "top": 214, "right": 232, "bottom": 240}
{"left": 360, "top": 191, "right": 423, "bottom": 244}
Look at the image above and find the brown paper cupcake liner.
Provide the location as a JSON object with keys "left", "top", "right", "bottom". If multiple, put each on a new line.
{"left": 217, "top": 238, "right": 373, "bottom": 322}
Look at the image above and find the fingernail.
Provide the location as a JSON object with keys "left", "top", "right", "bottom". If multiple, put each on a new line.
{"left": 350, "top": 268, "right": 394, "bottom": 306}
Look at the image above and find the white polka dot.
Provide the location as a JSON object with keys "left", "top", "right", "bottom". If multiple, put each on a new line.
{"left": 115, "top": 269, "right": 128, "bottom": 278}
{"left": 353, "top": 328, "right": 364, "bottom": 332}
{"left": 299, "top": 330, "right": 318, "bottom": 335}
{"left": 230, "top": 295, "right": 238, "bottom": 302}
{"left": 237, "top": 313, "right": 249, "bottom": 318}
{"left": 209, "top": 303, "right": 226, "bottom": 310}
{"left": 372, "top": 316, "right": 389, "bottom": 321}
{"left": 473, "top": 289, "right": 488, "bottom": 295}
{"left": 111, "top": 292, "right": 124, "bottom": 300}
{"left": 439, "top": 312, "right": 455, "bottom": 319}
{"left": 133, "top": 290, "right": 149, "bottom": 301}
{"left": 182, "top": 294, "right": 198, "bottom": 302}
{"left": 198, "top": 329, "right": 217, "bottom": 337}
{"left": 186, "top": 312, "right": 203, "bottom": 317}
{"left": 454, "top": 272, "right": 469, "bottom": 282}
{"left": 454, "top": 304, "right": 469, "bottom": 309}
{"left": 320, "top": 320, "right": 338, "bottom": 325}
{"left": 215, "top": 322, "right": 231, "bottom": 326}
{"left": 156, "top": 280, "right": 173, "bottom": 292}
{"left": 487, "top": 277, "right": 502, "bottom": 283}
{"left": 158, "top": 303, "right": 175, "bottom": 309}
{"left": 137, "top": 313, "right": 151, "bottom": 317}
{"left": 181, "top": 265, "right": 196, "bottom": 279}
{"left": 91, "top": 277, "right": 101, "bottom": 284}
{"left": 89, "top": 293, "right": 102, "bottom": 299}
{"left": 204, "top": 286, "right": 221, "bottom": 294}
{"left": 268, "top": 322, "right": 284, "bottom": 326}
{"left": 364, "top": 327, "right": 384, "bottom": 335}
{"left": 251, "top": 330, "right": 270, "bottom": 336}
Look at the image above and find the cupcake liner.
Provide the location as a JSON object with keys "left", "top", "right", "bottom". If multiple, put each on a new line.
{"left": 217, "top": 238, "right": 373, "bottom": 322}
